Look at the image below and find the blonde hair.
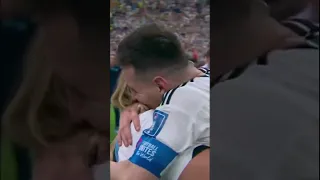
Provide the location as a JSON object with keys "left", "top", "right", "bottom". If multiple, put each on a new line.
{"left": 111, "top": 73, "right": 149, "bottom": 113}
{"left": 111, "top": 73, "right": 133, "bottom": 112}
{"left": 2, "top": 29, "right": 74, "bottom": 148}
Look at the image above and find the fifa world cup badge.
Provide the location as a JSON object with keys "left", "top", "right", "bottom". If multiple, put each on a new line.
{"left": 143, "top": 110, "right": 168, "bottom": 137}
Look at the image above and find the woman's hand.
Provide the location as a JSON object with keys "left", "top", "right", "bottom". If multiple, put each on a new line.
{"left": 48, "top": 130, "right": 108, "bottom": 166}
{"left": 116, "top": 103, "right": 147, "bottom": 147}
{"left": 33, "top": 130, "right": 108, "bottom": 180}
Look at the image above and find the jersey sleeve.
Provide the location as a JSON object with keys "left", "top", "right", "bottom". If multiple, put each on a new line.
{"left": 117, "top": 110, "right": 154, "bottom": 162}
{"left": 129, "top": 85, "right": 204, "bottom": 178}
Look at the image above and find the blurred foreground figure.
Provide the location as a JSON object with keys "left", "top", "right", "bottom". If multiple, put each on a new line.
{"left": 211, "top": 0, "right": 319, "bottom": 180}
{"left": 1, "top": 1, "right": 110, "bottom": 180}
{"left": 266, "top": 0, "right": 319, "bottom": 22}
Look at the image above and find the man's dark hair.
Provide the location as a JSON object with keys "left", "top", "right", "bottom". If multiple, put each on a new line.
{"left": 116, "top": 23, "right": 188, "bottom": 73}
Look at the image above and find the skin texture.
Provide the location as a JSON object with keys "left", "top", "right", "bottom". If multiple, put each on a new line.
{"left": 179, "top": 149, "right": 210, "bottom": 180}
{"left": 211, "top": 0, "right": 305, "bottom": 79}
{"left": 111, "top": 161, "right": 157, "bottom": 180}
{"left": 32, "top": 134, "right": 93, "bottom": 180}
{"left": 266, "top": 0, "right": 309, "bottom": 20}
{"left": 33, "top": 17, "right": 109, "bottom": 178}
{"left": 121, "top": 66, "right": 163, "bottom": 110}
{"left": 120, "top": 65, "right": 204, "bottom": 109}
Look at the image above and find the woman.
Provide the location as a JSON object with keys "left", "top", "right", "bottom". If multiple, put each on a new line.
{"left": 109, "top": 73, "right": 210, "bottom": 180}
{"left": 1, "top": 22, "right": 109, "bottom": 180}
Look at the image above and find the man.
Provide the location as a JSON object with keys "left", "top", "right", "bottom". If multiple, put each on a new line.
{"left": 111, "top": 23, "right": 210, "bottom": 180}
{"left": 210, "top": 0, "right": 319, "bottom": 179}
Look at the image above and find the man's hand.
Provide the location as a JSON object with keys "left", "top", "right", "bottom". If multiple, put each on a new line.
{"left": 116, "top": 103, "right": 148, "bottom": 147}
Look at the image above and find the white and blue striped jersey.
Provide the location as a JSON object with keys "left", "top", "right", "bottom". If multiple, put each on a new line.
{"left": 123, "top": 70, "right": 210, "bottom": 178}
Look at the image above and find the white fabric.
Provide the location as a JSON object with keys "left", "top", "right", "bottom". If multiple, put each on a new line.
{"left": 117, "top": 76, "right": 210, "bottom": 179}
{"left": 155, "top": 76, "right": 210, "bottom": 153}
{"left": 117, "top": 110, "right": 201, "bottom": 180}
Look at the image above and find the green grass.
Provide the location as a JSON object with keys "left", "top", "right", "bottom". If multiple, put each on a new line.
{"left": 110, "top": 105, "right": 117, "bottom": 142}
{"left": 1, "top": 136, "right": 18, "bottom": 180}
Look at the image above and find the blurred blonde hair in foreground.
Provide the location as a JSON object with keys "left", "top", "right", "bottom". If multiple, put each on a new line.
{"left": 1, "top": 29, "right": 79, "bottom": 148}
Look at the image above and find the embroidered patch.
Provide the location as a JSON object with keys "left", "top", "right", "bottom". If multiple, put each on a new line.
{"left": 143, "top": 110, "right": 168, "bottom": 137}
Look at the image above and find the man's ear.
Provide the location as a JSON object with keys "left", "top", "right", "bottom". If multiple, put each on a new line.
{"left": 153, "top": 76, "right": 167, "bottom": 93}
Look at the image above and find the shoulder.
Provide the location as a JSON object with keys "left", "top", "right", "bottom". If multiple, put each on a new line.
{"left": 135, "top": 110, "right": 154, "bottom": 130}
{"left": 138, "top": 110, "right": 154, "bottom": 121}
{"left": 212, "top": 47, "right": 319, "bottom": 120}
{"left": 211, "top": 48, "right": 319, "bottom": 143}
{"left": 267, "top": 49, "right": 319, "bottom": 66}
{"left": 161, "top": 77, "right": 210, "bottom": 109}
{"left": 211, "top": 55, "right": 319, "bottom": 179}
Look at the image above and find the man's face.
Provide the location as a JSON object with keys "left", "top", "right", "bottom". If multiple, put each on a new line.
{"left": 121, "top": 66, "right": 164, "bottom": 109}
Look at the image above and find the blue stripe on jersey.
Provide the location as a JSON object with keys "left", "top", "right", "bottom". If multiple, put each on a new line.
{"left": 129, "top": 135, "right": 178, "bottom": 178}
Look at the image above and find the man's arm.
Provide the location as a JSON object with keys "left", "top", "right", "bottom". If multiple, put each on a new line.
{"left": 110, "top": 161, "right": 157, "bottom": 180}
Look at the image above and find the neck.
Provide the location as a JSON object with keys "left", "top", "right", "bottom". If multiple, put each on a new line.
{"left": 165, "top": 65, "right": 202, "bottom": 90}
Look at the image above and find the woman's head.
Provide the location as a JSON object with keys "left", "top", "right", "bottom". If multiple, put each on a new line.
{"left": 111, "top": 73, "right": 149, "bottom": 113}
{"left": 1, "top": 28, "right": 99, "bottom": 148}
{"left": 111, "top": 73, "right": 135, "bottom": 111}
{"left": 2, "top": 30, "right": 68, "bottom": 147}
